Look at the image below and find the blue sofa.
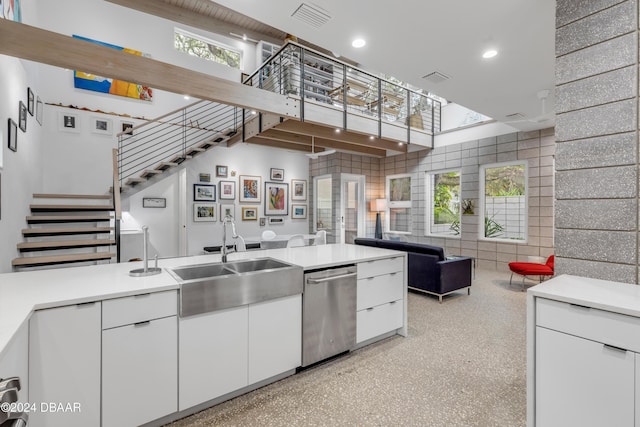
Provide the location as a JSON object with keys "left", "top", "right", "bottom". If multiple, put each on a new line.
{"left": 354, "top": 238, "right": 472, "bottom": 303}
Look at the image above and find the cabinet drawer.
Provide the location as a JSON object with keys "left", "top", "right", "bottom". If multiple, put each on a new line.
{"left": 357, "top": 273, "right": 403, "bottom": 310}
{"left": 357, "top": 256, "right": 403, "bottom": 280}
{"left": 536, "top": 298, "right": 640, "bottom": 352}
{"left": 103, "top": 290, "right": 177, "bottom": 329}
{"left": 356, "top": 300, "right": 403, "bottom": 343}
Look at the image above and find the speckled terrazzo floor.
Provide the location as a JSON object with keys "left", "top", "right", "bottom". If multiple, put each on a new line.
{"left": 166, "top": 269, "right": 527, "bottom": 427}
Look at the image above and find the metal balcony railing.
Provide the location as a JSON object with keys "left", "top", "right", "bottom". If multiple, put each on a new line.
{"left": 243, "top": 40, "right": 442, "bottom": 142}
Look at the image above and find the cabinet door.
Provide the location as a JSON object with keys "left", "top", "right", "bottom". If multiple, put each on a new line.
{"left": 29, "top": 302, "right": 101, "bottom": 427}
{"left": 536, "top": 327, "right": 635, "bottom": 427}
{"left": 179, "top": 306, "right": 248, "bottom": 411}
{"left": 248, "top": 295, "right": 301, "bottom": 384}
{"left": 0, "top": 322, "right": 29, "bottom": 404}
{"left": 102, "top": 316, "right": 177, "bottom": 427}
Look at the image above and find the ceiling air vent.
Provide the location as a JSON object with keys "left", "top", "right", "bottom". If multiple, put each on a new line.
{"left": 421, "top": 71, "right": 450, "bottom": 84}
{"left": 291, "top": 3, "right": 332, "bottom": 28}
{"left": 505, "top": 113, "right": 526, "bottom": 120}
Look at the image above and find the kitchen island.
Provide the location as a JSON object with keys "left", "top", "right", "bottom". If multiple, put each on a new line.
{"left": 0, "top": 244, "right": 407, "bottom": 427}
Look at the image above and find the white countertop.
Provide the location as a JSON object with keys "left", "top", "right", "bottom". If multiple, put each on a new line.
{"left": 0, "top": 244, "right": 404, "bottom": 359}
{"left": 528, "top": 274, "right": 640, "bottom": 317}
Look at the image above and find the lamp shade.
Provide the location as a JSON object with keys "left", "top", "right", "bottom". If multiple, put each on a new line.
{"left": 370, "top": 198, "right": 387, "bottom": 212}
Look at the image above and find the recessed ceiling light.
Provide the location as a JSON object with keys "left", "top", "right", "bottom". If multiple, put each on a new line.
{"left": 352, "top": 38, "right": 366, "bottom": 48}
{"left": 242, "top": 34, "right": 247, "bottom": 41}
{"left": 482, "top": 49, "right": 498, "bottom": 59}
{"left": 335, "top": 128, "right": 341, "bottom": 133}
{"left": 184, "top": 95, "right": 190, "bottom": 100}
{"left": 251, "top": 110, "right": 257, "bottom": 115}
{"left": 369, "top": 136, "right": 375, "bottom": 140}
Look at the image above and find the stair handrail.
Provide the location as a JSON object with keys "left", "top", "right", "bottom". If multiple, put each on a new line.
{"left": 115, "top": 99, "right": 208, "bottom": 138}
{"left": 112, "top": 148, "right": 121, "bottom": 263}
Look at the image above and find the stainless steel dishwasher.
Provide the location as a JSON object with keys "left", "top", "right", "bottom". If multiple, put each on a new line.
{"left": 302, "top": 265, "right": 357, "bottom": 367}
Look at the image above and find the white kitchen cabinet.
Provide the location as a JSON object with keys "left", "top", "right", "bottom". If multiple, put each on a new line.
{"left": 0, "top": 322, "right": 28, "bottom": 404}
{"left": 179, "top": 306, "right": 248, "bottom": 411}
{"left": 530, "top": 291, "right": 640, "bottom": 427}
{"left": 102, "top": 316, "right": 177, "bottom": 427}
{"left": 248, "top": 294, "right": 301, "bottom": 384}
{"left": 29, "top": 302, "right": 101, "bottom": 427}
{"left": 535, "top": 326, "right": 635, "bottom": 427}
{"left": 356, "top": 257, "right": 404, "bottom": 344}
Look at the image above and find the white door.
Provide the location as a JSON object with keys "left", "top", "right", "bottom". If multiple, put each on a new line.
{"left": 340, "top": 174, "right": 366, "bottom": 244}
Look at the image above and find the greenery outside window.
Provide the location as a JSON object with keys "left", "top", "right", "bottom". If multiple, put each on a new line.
{"left": 174, "top": 28, "right": 242, "bottom": 70}
{"left": 425, "top": 170, "right": 461, "bottom": 237}
{"left": 479, "top": 162, "right": 527, "bottom": 242}
{"left": 386, "top": 174, "right": 412, "bottom": 234}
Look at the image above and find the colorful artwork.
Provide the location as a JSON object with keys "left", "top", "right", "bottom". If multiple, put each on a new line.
{"left": 3, "top": 0, "right": 22, "bottom": 22}
{"left": 72, "top": 35, "right": 153, "bottom": 102}
{"left": 264, "top": 182, "right": 288, "bottom": 216}
{"left": 239, "top": 175, "right": 261, "bottom": 203}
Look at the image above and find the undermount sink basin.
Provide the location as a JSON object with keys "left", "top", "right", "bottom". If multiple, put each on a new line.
{"left": 168, "top": 257, "right": 303, "bottom": 317}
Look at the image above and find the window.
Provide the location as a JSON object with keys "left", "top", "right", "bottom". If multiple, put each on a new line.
{"left": 314, "top": 175, "right": 332, "bottom": 232}
{"left": 480, "top": 162, "right": 527, "bottom": 242}
{"left": 174, "top": 29, "right": 242, "bottom": 69}
{"left": 425, "top": 170, "right": 461, "bottom": 237}
{"left": 386, "top": 174, "right": 412, "bottom": 233}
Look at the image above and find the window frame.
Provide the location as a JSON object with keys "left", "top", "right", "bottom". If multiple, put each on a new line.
{"left": 313, "top": 174, "right": 332, "bottom": 233}
{"left": 478, "top": 160, "right": 528, "bottom": 244}
{"left": 174, "top": 27, "right": 244, "bottom": 70}
{"left": 385, "top": 173, "right": 412, "bottom": 235}
{"left": 424, "top": 169, "right": 461, "bottom": 239}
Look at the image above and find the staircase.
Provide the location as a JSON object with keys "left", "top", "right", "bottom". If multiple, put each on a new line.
{"left": 12, "top": 194, "right": 117, "bottom": 269}
{"left": 118, "top": 100, "right": 249, "bottom": 193}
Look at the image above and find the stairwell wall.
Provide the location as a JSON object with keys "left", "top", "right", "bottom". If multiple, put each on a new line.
{"left": 0, "top": 0, "right": 45, "bottom": 273}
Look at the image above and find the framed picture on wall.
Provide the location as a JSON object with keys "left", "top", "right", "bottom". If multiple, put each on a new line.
{"left": 27, "top": 88, "right": 35, "bottom": 116}
{"left": 270, "top": 168, "right": 284, "bottom": 181}
{"left": 264, "top": 182, "right": 288, "bottom": 216}
{"left": 242, "top": 207, "right": 258, "bottom": 221}
{"left": 239, "top": 175, "right": 261, "bottom": 203}
{"left": 7, "top": 119, "right": 17, "bottom": 152}
{"left": 193, "top": 203, "right": 217, "bottom": 222}
{"left": 216, "top": 165, "right": 228, "bottom": 177}
{"left": 291, "top": 179, "right": 307, "bottom": 201}
{"left": 18, "top": 101, "right": 27, "bottom": 132}
{"left": 194, "top": 183, "right": 216, "bottom": 201}
{"left": 59, "top": 111, "right": 80, "bottom": 133}
{"left": 219, "top": 180, "right": 236, "bottom": 200}
{"left": 91, "top": 116, "right": 113, "bottom": 135}
{"left": 291, "top": 204, "right": 307, "bottom": 219}
{"left": 35, "top": 96, "right": 43, "bottom": 126}
{"left": 220, "top": 204, "right": 235, "bottom": 220}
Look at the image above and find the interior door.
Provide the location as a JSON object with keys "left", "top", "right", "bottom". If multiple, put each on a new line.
{"left": 340, "top": 174, "right": 366, "bottom": 244}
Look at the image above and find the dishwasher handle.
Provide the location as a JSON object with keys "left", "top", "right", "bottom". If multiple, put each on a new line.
{"left": 306, "top": 272, "right": 357, "bottom": 284}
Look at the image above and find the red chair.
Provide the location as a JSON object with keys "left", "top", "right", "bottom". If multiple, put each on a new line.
{"left": 508, "top": 255, "right": 554, "bottom": 290}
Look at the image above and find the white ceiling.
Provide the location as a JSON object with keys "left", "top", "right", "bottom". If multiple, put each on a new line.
{"left": 212, "top": 0, "right": 556, "bottom": 132}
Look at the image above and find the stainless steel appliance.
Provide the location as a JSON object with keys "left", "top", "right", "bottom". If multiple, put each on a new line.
{"left": 302, "top": 265, "right": 357, "bottom": 367}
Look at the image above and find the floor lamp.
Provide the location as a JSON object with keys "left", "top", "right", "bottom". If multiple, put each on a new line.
{"left": 371, "top": 199, "right": 387, "bottom": 239}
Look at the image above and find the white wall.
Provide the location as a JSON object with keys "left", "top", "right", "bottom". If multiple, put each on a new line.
{"left": 123, "top": 144, "right": 310, "bottom": 258}
{"left": 0, "top": 54, "right": 45, "bottom": 273}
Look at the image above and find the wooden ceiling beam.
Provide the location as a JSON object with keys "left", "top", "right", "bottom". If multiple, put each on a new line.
{"left": 105, "top": 0, "right": 283, "bottom": 45}
{"left": 244, "top": 137, "right": 325, "bottom": 153}
{"left": 259, "top": 129, "right": 387, "bottom": 157}
{"left": 0, "top": 19, "right": 298, "bottom": 118}
{"left": 274, "top": 120, "right": 407, "bottom": 153}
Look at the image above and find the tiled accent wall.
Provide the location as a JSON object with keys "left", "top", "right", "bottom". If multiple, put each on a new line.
{"left": 310, "top": 129, "right": 555, "bottom": 272}
{"left": 555, "top": 0, "right": 639, "bottom": 283}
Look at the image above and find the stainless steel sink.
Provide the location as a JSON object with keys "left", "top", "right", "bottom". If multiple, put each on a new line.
{"left": 167, "top": 257, "right": 303, "bottom": 317}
